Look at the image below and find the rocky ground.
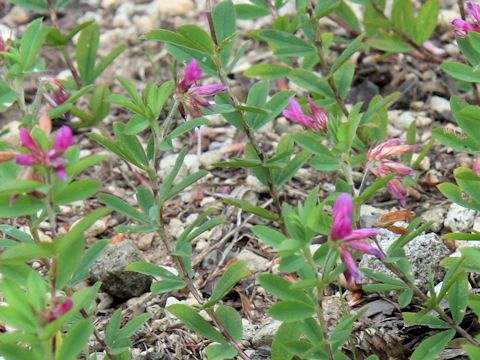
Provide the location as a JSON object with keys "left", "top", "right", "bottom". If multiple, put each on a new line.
{"left": 0, "top": 0, "right": 479, "bottom": 359}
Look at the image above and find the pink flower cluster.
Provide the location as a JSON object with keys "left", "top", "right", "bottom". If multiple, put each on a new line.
{"left": 16, "top": 126, "right": 74, "bottom": 181}
{"left": 282, "top": 97, "right": 328, "bottom": 132}
{"left": 46, "top": 298, "right": 73, "bottom": 322}
{"left": 177, "top": 60, "right": 227, "bottom": 116}
{"left": 452, "top": 2, "right": 480, "bottom": 36}
{"left": 367, "top": 138, "right": 416, "bottom": 207}
{"left": 331, "top": 193, "right": 383, "bottom": 284}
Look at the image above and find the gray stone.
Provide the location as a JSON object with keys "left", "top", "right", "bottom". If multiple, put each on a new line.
{"left": 421, "top": 207, "right": 447, "bottom": 233}
{"left": 360, "top": 230, "right": 451, "bottom": 291}
{"left": 444, "top": 203, "right": 476, "bottom": 232}
{"left": 237, "top": 249, "right": 268, "bottom": 272}
{"left": 430, "top": 96, "right": 450, "bottom": 114}
{"left": 251, "top": 319, "right": 281, "bottom": 347}
{"left": 393, "top": 111, "right": 415, "bottom": 130}
{"left": 90, "top": 240, "right": 152, "bottom": 299}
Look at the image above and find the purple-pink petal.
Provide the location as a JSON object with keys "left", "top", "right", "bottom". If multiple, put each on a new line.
{"left": 19, "top": 128, "right": 38, "bottom": 152}
{"left": 16, "top": 154, "right": 37, "bottom": 166}
{"left": 380, "top": 160, "right": 415, "bottom": 177}
{"left": 341, "top": 248, "right": 362, "bottom": 284}
{"left": 387, "top": 178, "right": 408, "bottom": 207}
{"left": 54, "top": 126, "right": 74, "bottom": 153}
{"left": 331, "top": 193, "right": 353, "bottom": 240}
{"left": 283, "top": 97, "right": 314, "bottom": 128}
{"left": 184, "top": 60, "right": 202, "bottom": 86}
{"left": 347, "top": 240, "right": 384, "bottom": 259}
{"left": 189, "top": 84, "right": 227, "bottom": 96}
{"left": 468, "top": 2, "right": 480, "bottom": 24}
{"left": 344, "top": 228, "right": 380, "bottom": 242}
{"left": 54, "top": 165, "right": 67, "bottom": 181}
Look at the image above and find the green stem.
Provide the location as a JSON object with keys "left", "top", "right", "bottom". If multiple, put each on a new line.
{"left": 61, "top": 47, "right": 82, "bottom": 89}
{"left": 155, "top": 225, "right": 252, "bottom": 360}
{"left": 15, "top": 77, "right": 28, "bottom": 116}
{"left": 308, "top": 6, "right": 349, "bottom": 117}
{"left": 303, "top": 247, "right": 335, "bottom": 360}
{"left": 213, "top": 56, "right": 286, "bottom": 233}
{"left": 384, "top": 262, "right": 479, "bottom": 345}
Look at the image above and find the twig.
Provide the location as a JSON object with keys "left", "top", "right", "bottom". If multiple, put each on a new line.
{"left": 206, "top": 7, "right": 286, "bottom": 233}
{"left": 308, "top": 5, "right": 350, "bottom": 117}
{"left": 458, "top": 0, "right": 467, "bottom": 20}
{"left": 156, "top": 226, "right": 252, "bottom": 360}
{"left": 456, "top": 0, "right": 480, "bottom": 104}
{"left": 384, "top": 262, "right": 479, "bottom": 346}
{"left": 369, "top": 0, "right": 441, "bottom": 64}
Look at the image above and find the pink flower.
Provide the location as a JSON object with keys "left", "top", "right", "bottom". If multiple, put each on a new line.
{"left": 44, "top": 80, "right": 71, "bottom": 120}
{"left": 367, "top": 138, "right": 415, "bottom": 207}
{"left": 16, "top": 126, "right": 74, "bottom": 181}
{"left": 386, "top": 178, "right": 408, "bottom": 207}
{"left": 178, "top": 59, "right": 203, "bottom": 92}
{"left": 367, "top": 138, "right": 415, "bottom": 161}
{"left": 177, "top": 60, "right": 227, "bottom": 116}
{"left": 473, "top": 156, "right": 480, "bottom": 176}
{"left": 452, "top": 2, "right": 480, "bottom": 35}
{"left": 283, "top": 97, "right": 328, "bottom": 132}
{"left": 331, "top": 193, "right": 383, "bottom": 284}
{"left": 46, "top": 298, "right": 73, "bottom": 322}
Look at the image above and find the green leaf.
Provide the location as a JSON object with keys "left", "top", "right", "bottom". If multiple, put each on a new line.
{"left": 94, "top": 44, "right": 126, "bottom": 80}
{"left": 414, "top": 0, "right": 440, "bottom": 44}
{"left": 167, "top": 304, "right": 225, "bottom": 343}
{"left": 271, "top": 322, "right": 302, "bottom": 360}
{"left": 0, "top": 79, "right": 17, "bottom": 111}
{"left": 442, "top": 61, "right": 480, "bottom": 83}
{"left": 20, "top": 19, "right": 49, "bottom": 71}
{"left": 235, "top": 4, "right": 270, "bottom": 19}
{"left": 205, "top": 343, "right": 237, "bottom": 360}
{"left": 403, "top": 312, "right": 450, "bottom": 329}
{"left": 432, "top": 128, "right": 480, "bottom": 152}
{"left": 0, "top": 194, "right": 44, "bottom": 218}
{"left": 315, "top": 0, "right": 341, "bottom": 17}
{"left": 269, "top": 300, "right": 315, "bottom": 322}
{"left": 55, "top": 319, "right": 93, "bottom": 360}
{"left": 448, "top": 272, "right": 469, "bottom": 324}
{"left": 439, "top": 180, "right": 480, "bottom": 210}
{"left": 117, "top": 313, "right": 150, "bottom": 339}
{"left": 256, "top": 29, "right": 316, "bottom": 56}
{"left": 205, "top": 261, "right": 250, "bottom": 307}
{"left": 151, "top": 278, "right": 187, "bottom": 294}
{"left": 0, "top": 179, "right": 44, "bottom": 195}
{"left": 8, "top": 0, "right": 49, "bottom": 11}
{"left": 288, "top": 69, "right": 334, "bottom": 98}
{"left": 410, "top": 330, "right": 455, "bottom": 360}
{"left": 214, "top": 305, "right": 243, "bottom": 342}
{"left": 392, "top": 0, "right": 415, "bottom": 40}
{"left": 164, "top": 170, "right": 208, "bottom": 202}
{"left": 252, "top": 225, "right": 288, "bottom": 249}
{"left": 223, "top": 198, "right": 280, "bottom": 221}
{"left": 358, "top": 174, "right": 395, "bottom": 203}
{"left": 177, "top": 25, "right": 215, "bottom": 55}
{"left": 330, "top": 35, "right": 364, "bottom": 75}
{"left": 245, "top": 64, "right": 291, "bottom": 80}
{"left": 99, "top": 193, "right": 150, "bottom": 223}
{"left": 76, "top": 22, "right": 100, "bottom": 85}
{"left": 258, "top": 274, "right": 313, "bottom": 305}
{"left": 53, "top": 179, "right": 101, "bottom": 205}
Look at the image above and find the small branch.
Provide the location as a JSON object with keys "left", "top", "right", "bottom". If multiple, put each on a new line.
{"left": 456, "top": 0, "right": 480, "bottom": 104}
{"left": 308, "top": 6, "right": 349, "bottom": 117}
{"left": 458, "top": 0, "right": 467, "bottom": 20}
{"left": 369, "top": 0, "right": 441, "bottom": 64}
{"left": 156, "top": 226, "right": 252, "bottom": 360}
{"left": 384, "top": 262, "right": 479, "bottom": 346}
{"left": 61, "top": 48, "right": 83, "bottom": 89}
{"left": 303, "top": 248, "right": 335, "bottom": 360}
{"left": 204, "top": 5, "right": 286, "bottom": 233}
